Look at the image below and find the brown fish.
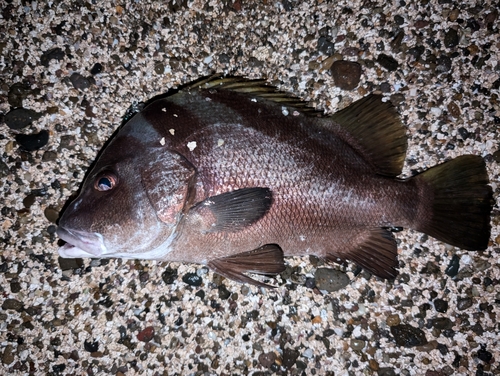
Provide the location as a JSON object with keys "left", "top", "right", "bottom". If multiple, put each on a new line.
{"left": 57, "top": 76, "right": 493, "bottom": 287}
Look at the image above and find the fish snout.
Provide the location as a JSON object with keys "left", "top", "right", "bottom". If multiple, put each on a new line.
{"left": 57, "top": 227, "right": 107, "bottom": 258}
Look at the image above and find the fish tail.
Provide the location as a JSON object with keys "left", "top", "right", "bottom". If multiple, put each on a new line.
{"left": 414, "top": 155, "right": 493, "bottom": 250}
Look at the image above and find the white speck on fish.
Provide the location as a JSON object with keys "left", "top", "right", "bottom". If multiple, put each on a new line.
{"left": 187, "top": 141, "right": 197, "bottom": 151}
{"left": 251, "top": 98, "right": 257, "bottom": 102}
{"left": 161, "top": 108, "right": 167, "bottom": 112}
{"left": 217, "top": 139, "right": 224, "bottom": 147}
{"left": 293, "top": 111, "right": 300, "bottom": 116}
{"left": 205, "top": 97, "right": 212, "bottom": 101}
{"left": 160, "top": 137, "right": 165, "bottom": 146}
{"left": 173, "top": 114, "right": 178, "bottom": 117}
{"left": 169, "top": 128, "right": 175, "bottom": 135}
{"left": 299, "top": 235, "right": 306, "bottom": 241}
{"left": 282, "top": 106, "right": 289, "bottom": 116}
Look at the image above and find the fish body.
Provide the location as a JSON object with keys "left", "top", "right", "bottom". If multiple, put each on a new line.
{"left": 57, "top": 77, "right": 492, "bottom": 286}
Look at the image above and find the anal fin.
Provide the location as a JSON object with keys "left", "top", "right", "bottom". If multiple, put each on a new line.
{"left": 208, "top": 244, "right": 285, "bottom": 288}
{"left": 328, "top": 228, "right": 399, "bottom": 279}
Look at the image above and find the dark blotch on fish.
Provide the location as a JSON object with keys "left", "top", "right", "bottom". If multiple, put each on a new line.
{"left": 56, "top": 76, "right": 493, "bottom": 288}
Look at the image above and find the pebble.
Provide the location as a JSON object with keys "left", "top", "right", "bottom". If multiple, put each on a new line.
{"left": 69, "top": 72, "right": 92, "bottom": 90}
{"left": 15, "top": 130, "right": 49, "bottom": 151}
{"left": 4, "top": 108, "right": 42, "bottom": 130}
{"left": 390, "top": 324, "right": 428, "bottom": 347}
{"left": 443, "top": 28, "right": 459, "bottom": 48}
{"left": 8, "top": 82, "right": 32, "bottom": 107}
{"left": 330, "top": 60, "right": 362, "bottom": 90}
{"left": 258, "top": 351, "right": 277, "bottom": 368}
{"left": 137, "top": 326, "right": 155, "bottom": 342}
{"left": 182, "top": 272, "right": 203, "bottom": 287}
{"left": 90, "top": 63, "right": 103, "bottom": 75}
{"left": 2, "top": 298, "right": 24, "bottom": 312}
{"left": 2, "top": 345, "right": 15, "bottom": 365}
{"left": 350, "top": 339, "right": 366, "bottom": 351}
{"left": 456, "top": 297, "right": 473, "bottom": 311}
{"left": 40, "top": 47, "right": 65, "bottom": 67}
{"left": 376, "top": 53, "right": 399, "bottom": 71}
{"left": 84, "top": 340, "right": 98, "bottom": 353}
{"left": 445, "top": 255, "right": 460, "bottom": 277}
{"left": 317, "top": 36, "right": 335, "bottom": 55}
{"left": 161, "top": 267, "right": 178, "bottom": 284}
{"left": 433, "top": 298, "right": 448, "bottom": 313}
{"left": 58, "top": 257, "right": 83, "bottom": 271}
{"left": 282, "top": 348, "right": 299, "bottom": 369}
{"left": 314, "top": 268, "right": 349, "bottom": 292}
{"left": 386, "top": 314, "right": 401, "bottom": 326}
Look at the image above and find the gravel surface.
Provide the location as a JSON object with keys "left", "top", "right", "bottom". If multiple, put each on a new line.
{"left": 1, "top": 1, "right": 499, "bottom": 375}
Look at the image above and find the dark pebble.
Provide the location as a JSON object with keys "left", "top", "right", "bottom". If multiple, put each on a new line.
{"left": 258, "top": 351, "right": 277, "bottom": 368}
{"left": 492, "top": 150, "right": 500, "bottom": 163}
{"left": 8, "top": 82, "right": 32, "bottom": 107}
{"left": 154, "top": 63, "right": 164, "bottom": 74}
{"left": 436, "top": 54, "right": 452, "bottom": 72}
{"left": 69, "top": 72, "right": 92, "bottom": 90}
{"left": 139, "top": 271, "right": 149, "bottom": 283}
{"left": 84, "top": 339, "right": 98, "bottom": 352}
{"left": 58, "top": 257, "right": 83, "bottom": 271}
{"left": 15, "top": 130, "right": 49, "bottom": 151}
{"left": 40, "top": 47, "right": 65, "bottom": 67}
{"left": 4, "top": 108, "right": 42, "bottom": 130}
{"left": 390, "top": 324, "right": 428, "bottom": 347}
{"left": 315, "top": 268, "right": 349, "bottom": 292}
{"left": 377, "top": 368, "right": 396, "bottom": 376}
{"left": 443, "top": 28, "right": 459, "bottom": 48}
{"left": 23, "top": 194, "right": 36, "bottom": 208}
{"left": 0, "top": 160, "right": 9, "bottom": 178}
{"left": 44, "top": 207, "right": 59, "bottom": 223}
{"left": 457, "top": 127, "right": 470, "bottom": 140}
{"left": 2, "top": 298, "right": 24, "bottom": 312}
{"left": 445, "top": 255, "right": 460, "bottom": 277}
{"left": 218, "top": 53, "right": 230, "bottom": 64}
{"left": 182, "top": 272, "right": 202, "bottom": 287}
{"left": 477, "top": 345, "right": 492, "bottom": 363}
{"left": 10, "top": 281, "right": 21, "bottom": 293}
{"left": 429, "top": 317, "right": 453, "bottom": 330}
{"left": 218, "top": 285, "right": 231, "bottom": 300}
{"left": 52, "top": 364, "right": 66, "bottom": 373}
{"left": 42, "top": 150, "right": 58, "bottom": 162}
{"left": 90, "top": 63, "right": 103, "bottom": 75}
{"left": 317, "top": 36, "right": 335, "bottom": 55}
{"left": 394, "top": 15, "right": 405, "bottom": 25}
{"left": 376, "top": 53, "right": 399, "bottom": 71}
{"left": 137, "top": 326, "right": 154, "bottom": 342}
{"left": 282, "top": 348, "right": 300, "bottom": 369}
{"left": 433, "top": 298, "right": 448, "bottom": 313}
{"left": 330, "top": 60, "right": 362, "bottom": 90}
{"left": 161, "top": 267, "right": 178, "bottom": 284}
{"left": 456, "top": 297, "right": 473, "bottom": 311}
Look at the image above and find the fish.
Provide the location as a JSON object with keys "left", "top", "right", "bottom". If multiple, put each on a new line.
{"left": 57, "top": 76, "right": 493, "bottom": 287}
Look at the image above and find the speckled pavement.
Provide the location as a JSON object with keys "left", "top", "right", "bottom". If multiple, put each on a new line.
{"left": 1, "top": 1, "right": 499, "bottom": 375}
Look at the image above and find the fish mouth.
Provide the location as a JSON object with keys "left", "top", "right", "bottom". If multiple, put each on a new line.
{"left": 57, "top": 227, "right": 107, "bottom": 258}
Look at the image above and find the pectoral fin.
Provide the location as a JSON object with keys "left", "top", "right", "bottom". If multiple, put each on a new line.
{"left": 188, "top": 187, "right": 273, "bottom": 233}
{"left": 328, "top": 228, "right": 399, "bottom": 279}
{"left": 208, "top": 244, "right": 285, "bottom": 288}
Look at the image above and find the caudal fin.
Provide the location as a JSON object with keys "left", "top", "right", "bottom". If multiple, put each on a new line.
{"left": 415, "top": 155, "right": 493, "bottom": 250}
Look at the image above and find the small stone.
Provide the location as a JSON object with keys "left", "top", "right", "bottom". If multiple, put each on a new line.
{"left": 23, "top": 194, "right": 36, "bottom": 208}
{"left": 15, "top": 130, "right": 49, "bottom": 151}
{"left": 182, "top": 272, "right": 202, "bottom": 286}
{"left": 2, "top": 298, "right": 24, "bottom": 311}
{"left": 492, "top": 150, "right": 500, "bottom": 163}
{"left": 330, "top": 60, "right": 362, "bottom": 90}
{"left": 84, "top": 340, "right": 98, "bottom": 353}
{"left": 58, "top": 257, "right": 83, "bottom": 271}
{"left": 40, "top": 47, "right": 65, "bottom": 67}
{"left": 445, "top": 255, "right": 460, "bottom": 277}
{"left": 218, "top": 53, "right": 230, "bottom": 64}
{"left": 433, "top": 298, "right": 448, "bottom": 313}
{"left": 390, "top": 324, "right": 428, "bottom": 347}
{"left": 443, "top": 28, "right": 459, "bottom": 48}
{"left": 90, "top": 63, "right": 103, "bottom": 75}
{"left": 69, "top": 73, "right": 92, "bottom": 90}
{"left": 314, "top": 268, "right": 349, "bottom": 292}
{"left": 8, "top": 82, "right": 32, "bottom": 107}
{"left": 386, "top": 314, "right": 401, "bottom": 326}
{"left": 42, "top": 150, "right": 58, "bottom": 162}
{"left": 4, "top": 108, "right": 42, "bottom": 130}
{"left": 456, "top": 297, "right": 473, "bottom": 311}
{"left": 282, "top": 348, "right": 300, "bottom": 369}
{"left": 317, "top": 36, "right": 335, "bottom": 55}
{"left": 477, "top": 345, "right": 492, "bottom": 363}
{"left": 447, "top": 102, "right": 461, "bottom": 118}
{"left": 429, "top": 317, "right": 453, "bottom": 330}
{"left": 258, "top": 351, "right": 277, "bottom": 368}
{"left": 154, "top": 63, "right": 164, "bottom": 74}
{"left": 2, "top": 345, "right": 15, "bottom": 365}
{"left": 44, "top": 207, "right": 59, "bottom": 223}
{"left": 376, "top": 54, "right": 399, "bottom": 71}
{"left": 350, "top": 339, "right": 366, "bottom": 351}
{"left": 161, "top": 267, "right": 178, "bottom": 284}
{"left": 137, "top": 326, "right": 155, "bottom": 342}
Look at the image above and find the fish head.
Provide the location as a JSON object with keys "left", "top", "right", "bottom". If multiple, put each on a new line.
{"left": 57, "top": 131, "right": 196, "bottom": 260}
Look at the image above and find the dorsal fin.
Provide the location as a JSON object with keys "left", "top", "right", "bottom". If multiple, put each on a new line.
{"left": 330, "top": 95, "right": 407, "bottom": 177}
{"left": 187, "top": 75, "right": 321, "bottom": 115}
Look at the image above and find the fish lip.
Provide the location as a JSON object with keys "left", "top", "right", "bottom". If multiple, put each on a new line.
{"left": 57, "top": 227, "right": 107, "bottom": 258}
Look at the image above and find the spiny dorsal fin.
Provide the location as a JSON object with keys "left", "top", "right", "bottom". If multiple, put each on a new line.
{"left": 187, "top": 75, "right": 321, "bottom": 115}
{"left": 330, "top": 95, "right": 407, "bottom": 177}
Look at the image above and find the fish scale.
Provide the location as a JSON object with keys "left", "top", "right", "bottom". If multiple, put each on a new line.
{"left": 57, "top": 76, "right": 492, "bottom": 287}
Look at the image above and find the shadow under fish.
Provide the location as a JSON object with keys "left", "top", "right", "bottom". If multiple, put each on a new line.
{"left": 56, "top": 76, "right": 493, "bottom": 287}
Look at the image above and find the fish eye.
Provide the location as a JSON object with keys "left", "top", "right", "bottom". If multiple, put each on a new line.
{"left": 94, "top": 172, "right": 118, "bottom": 192}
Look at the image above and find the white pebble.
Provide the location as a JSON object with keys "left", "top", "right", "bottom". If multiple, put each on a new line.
{"left": 187, "top": 141, "right": 197, "bottom": 151}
